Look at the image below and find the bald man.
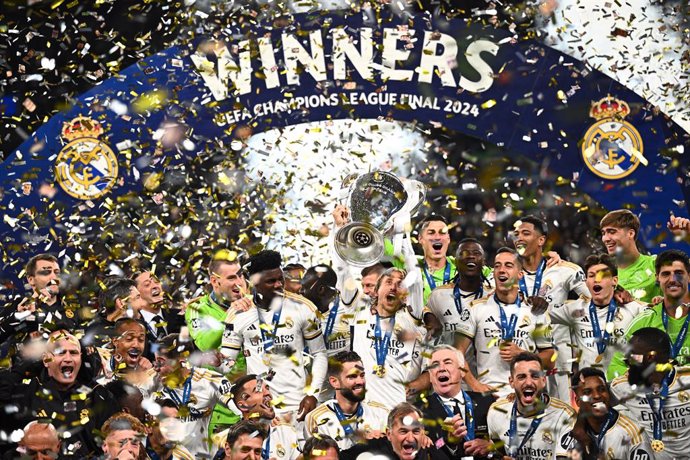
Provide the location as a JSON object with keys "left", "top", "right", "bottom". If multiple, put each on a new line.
{"left": 15, "top": 422, "right": 61, "bottom": 460}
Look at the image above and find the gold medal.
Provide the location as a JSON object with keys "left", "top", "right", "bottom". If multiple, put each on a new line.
{"left": 651, "top": 440, "right": 665, "bottom": 452}
{"left": 375, "top": 365, "right": 386, "bottom": 378}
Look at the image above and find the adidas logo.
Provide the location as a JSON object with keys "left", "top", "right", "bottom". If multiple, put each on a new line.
{"left": 444, "top": 309, "right": 452, "bottom": 316}
{"left": 247, "top": 324, "right": 258, "bottom": 331}
{"left": 485, "top": 316, "right": 496, "bottom": 323}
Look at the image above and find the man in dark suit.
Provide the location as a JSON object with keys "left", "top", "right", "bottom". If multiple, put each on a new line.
{"left": 341, "top": 402, "right": 431, "bottom": 460}
{"left": 418, "top": 344, "right": 494, "bottom": 460}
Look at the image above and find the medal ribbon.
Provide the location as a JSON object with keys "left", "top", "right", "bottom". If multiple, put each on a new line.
{"left": 436, "top": 393, "right": 475, "bottom": 441}
{"left": 661, "top": 307, "right": 690, "bottom": 359}
{"left": 494, "top": 294, "right": 520, "bottom": 341}
{"left": 589, "top": 299, "right": 617, "bottom": 355}
{"left": 332, "top": 402, "right": 364, "bottom": 436}
{"left": 508, "top": 397, "right": 545, "bottom": 457}
{"left": 374, "top": 313, "right": 395, "bottom": 369}
{"left": 587, "top": 408, "right": 616, "bottom": 450}
{"left": 258, "top": 307, "right": 283, "bottom": 352}
{"left": 164, "top": 368, "right": 194, "bottom": 406}
{"left": 453, "top": 277, "right": 483, "bottom": 318}
{"left": 424, "top": 261, "right": 451, "bottom": 291}
{"left": 518, "top": 258, "right": 546, "bottom": 297}
{"left": 647, "top": 369, "right": 675, "bottom": 444}
{"left": 261, "top": 427, "right": 271, "bottom": 460}
{"left": 324, "top": 295, "right": 340, "bottom": 343}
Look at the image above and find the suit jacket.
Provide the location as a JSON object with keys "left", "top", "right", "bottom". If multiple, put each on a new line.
{"left": 142, "top": 306, "right": 186, "bottom": 358}
{"left": 417, "top": 391, "right": 494, "bottom": 460}
{"left": 341, "top": 437, "right": 431, "bottom": 460}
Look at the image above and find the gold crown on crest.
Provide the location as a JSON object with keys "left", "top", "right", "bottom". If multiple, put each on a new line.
{"left": 61, "top": 116, "right": 104, "bottom": 141}
{"left": 589, "top": 96, "right": 630, "bottom": 120}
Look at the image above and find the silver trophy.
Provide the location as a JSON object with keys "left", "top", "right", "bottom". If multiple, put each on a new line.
{"left": 334, "top": 171, "right": 427, "bottom": 267}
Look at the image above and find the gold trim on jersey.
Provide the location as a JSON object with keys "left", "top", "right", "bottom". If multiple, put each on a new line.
{"left": 616, "top": 414, "right": 643, "bottom": 445}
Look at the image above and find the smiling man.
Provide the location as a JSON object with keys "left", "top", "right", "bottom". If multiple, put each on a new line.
{"left": 98, "top": 318, "right": 156, "bottom": 393}
{"left": 487, "top": 352, "right": 576, "bottom": 460}
{"left": 418, "top": 345, "right": 495, "bottom": 460}
{"left": 304, "top": 351, "right": 389, "bottom": 450}
{"left": 607, "top": 249, "right": 690, "bottom": 378}
{"left": 571, "top": 367, "right": 650, "bottom": 459}
{"left": 457, "top": 248, "right": 554, "bottom": 397}
{"left": 133, "top": 270, "right": 185, "bottom": 349}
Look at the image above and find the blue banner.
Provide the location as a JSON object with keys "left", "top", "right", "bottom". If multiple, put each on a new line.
{"left": 0, "top": 10, "right": 688, "bottom": 286}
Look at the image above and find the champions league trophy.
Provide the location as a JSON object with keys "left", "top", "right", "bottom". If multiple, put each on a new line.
{"left": 334, "top": 171, "right": 427, "bottom": 267}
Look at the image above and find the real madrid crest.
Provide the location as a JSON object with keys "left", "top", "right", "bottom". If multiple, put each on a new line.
{"left": 581, "top": 96, "right": 646, "bottom": 180}
{"left": 55, "top": 116, "right": 119, "bottom": 200}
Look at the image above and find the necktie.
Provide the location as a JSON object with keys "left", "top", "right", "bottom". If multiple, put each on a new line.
{"left": 452, "top": 398, "right": 463, "bottom": 417}
{"left": 152, "top": 314, "right": 166, "bottom": 339}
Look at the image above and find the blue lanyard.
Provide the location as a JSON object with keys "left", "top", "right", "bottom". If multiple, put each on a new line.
{"left": 332, "top": 402, "right": 364, "bottom": 436}
{"left": 424, "top": 261, "right": 451, "bottom": 291}
{"left": 262, "top": 427, "right": 271, "bottom": 460}
{"left": 518, "top": 258, "right": 546, "bottom": 297}
{"left": 165, "top": 368, "right": 194, "bottom": 406}
{"left": 647, "top": 369, "right": 675, "bottom": 443}
{"left": 453, "top": 278, "right": 483, "bottom": 317}
{"left": 587, "top": 409, "right": 616, "bottom": 450}
{"left": 494, "top": 294, "right": 520, "bottom": 340}
{"left": 324, "top": 295, "right": 340, "bottom": 342}
{"left": 508, "top": 397, "right": 545, "bottom": 457}
{"left": 661, "top": 307, "right": 690, "bottom": 359}
{"left": 258, "top": 307, "right": 283, "bottom": 352}
{"left": 589, "top": 299, "right": 618, "bottom": 355}
{"left": 436, "top": 393, "right": 475, "bottom": 441}
{"left": 374, "top": 314, "right": 395, "bottom": 367}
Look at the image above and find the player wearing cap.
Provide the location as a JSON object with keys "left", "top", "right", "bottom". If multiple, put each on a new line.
{"left": 457, "top": 248, "right": 553, "bottom": 397}
{"left": 487, "top": 352, "right": 576, "bottom": 460}
{"left": 220, "top": 250, "right": 328, "bottom": 420}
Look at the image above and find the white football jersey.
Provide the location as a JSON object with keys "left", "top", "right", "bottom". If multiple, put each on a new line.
{"left": 488, "top": 395, "right": 576, "bottom": 460}
{"left": 458, "top": 295, "right": 553, "bottom": 397}
{"left": 610, "top": 367, "right": 690, "bottom": 460}
{"left": 426, "top": 282, "right": 492, "bottom": 347}
{"left": 589, "top": 411, "right": 651, "bottom": 460}
{"left": 303, "top": 399, "right": 389, "bottom": 450}
{"left": 550, "top": 297, "right": 646, "bottom": 373}
{"left": 520, "top": 260, "right": 588, "bottom": 402}
{"left": 266, "top": 423, "right": 300, "bottom": 460}
{"left": 350, "top": 306, "right": 427, "bottom": 410}
{"left": 157, "top": 367, "right": 234, "bottom": 457}
{"left": 220, "top": 291, "right": 327, "bottom": 413}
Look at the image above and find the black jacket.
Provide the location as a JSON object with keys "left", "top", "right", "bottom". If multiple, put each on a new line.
{"left": 341, "top": 437, "right": 432, "bottom": 460}
{"left": 417, "top": 391, "right": 495, "bottom": 460}
{"left": 0, "top": 362, "right": 116, "bottom": 457}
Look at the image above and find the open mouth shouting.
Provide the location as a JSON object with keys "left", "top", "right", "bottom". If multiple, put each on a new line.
{"left": 592, "top": 284, "right": 603, "bottom": 294}
{"left": 515, "top": 243, "right": 527, "bottom": 256}
{"left": 60, "top": 364, "right": 75, "bottom": 381}
{"left": 400, "top": 441, "right": 419, "bottom": 459}
{"left": 125, "top": 348, "right": 142, "bottom": 367}
{"left": 150, "top": 286, "right": 164, "bottom": 302}
{"left": 521, "top": 387, "right": 537, "bottom": 405}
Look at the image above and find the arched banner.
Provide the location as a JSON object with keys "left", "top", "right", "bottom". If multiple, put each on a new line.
{"left": 1, "top": 9, "right": 688, "bottom": 287}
